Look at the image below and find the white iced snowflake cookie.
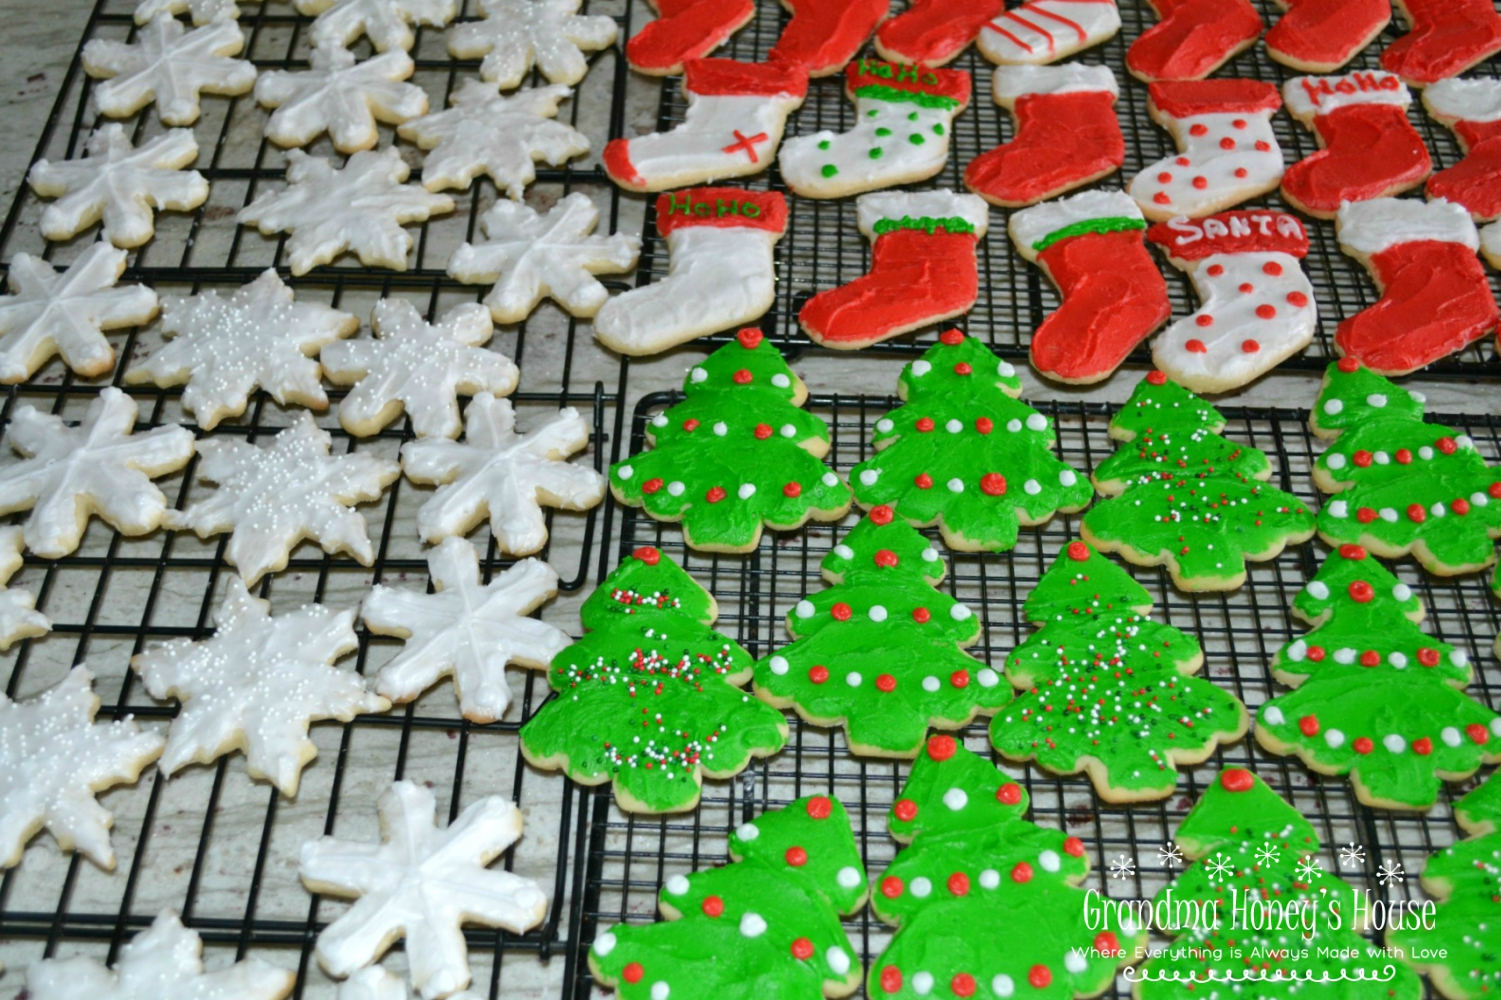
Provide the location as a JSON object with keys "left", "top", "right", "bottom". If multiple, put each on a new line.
{"left": 166, "top": 412, "right": 400, "bottom": 584}
{"left": 398, "top": 81, "right": 590, "bottom": 197}
{"left": 27, "top": 909, "right": 295, "bottom": 1000}
{"left": 0, "top": 388, "right": 195, "bottom": 559}
{"left": 295, "top": 0, "right": 458, "bottom": 52}
{"left": 82, "top": 14, "right": 257, "bottom": 126}
{"left": 339, "top": 966, "right": 482, "bottom": 1000}
{"left": 27, "top": 125, "right": 208, "bottom": 249}
{"left": 134, "top": 0, "right": 248, "bottom": 25}
{"left": 133, "top": 577, "right": 389, "bottom": 795}
{"left": 300, "top": 780, "right": 548, "bottom": 998}
{"left": 0, "top": 244, "right": 159, "bottom": 383}
{"left": 322, "top": 298, "right": 519, "bottom": 439}
{"left": 0, "top": 528, "right": 49, "bottom": 651}
{"left": 447, "top": 0, "right": 618, "bottom": 88}
{"left": 239, "top": 148, "right": 454, "bottom": 275}
{"left": 401, "top": 392, "right": 606, "bottom": 553}
{"left": 0, "top": 666, "right": 163, "bottom": 870}
{"left": 256, "top": 48, "right": 429, "bottom": 154}
{"left": 447, "top": 192, "right": 639, "bottom": 323}
{"left": 125, "top": 269, "right": 359, "bottom": 430}
{"left": 362, "top": 536, "right": 568, "bottom": 722}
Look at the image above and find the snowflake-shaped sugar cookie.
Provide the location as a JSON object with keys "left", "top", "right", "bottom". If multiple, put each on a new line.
{"left": 0, "top": 528, "right": 49, "bottom": 651}
{"left": 338, "top": 966, "right": 481, "bottom": 1000}
{"left": 27, "top": 909, "right": 295, "bottom": 1000}
{"left": 0, "top": 387, "right": 195, "bottom": 559}
{"left": 27, "top": 124, "right": 208, "bottom": 249}
{"left": 321, "top": 298, "right": 519, "bottom": 439}
{"left": 447, "top": 0, "right": 618, "bottom": 89}
{"left": 296, "top": 0, "right": 457, "bottom": 52}
{"left": 401, "top": 392, "right": 606, "bottom": 554}
{"left": 447, "top": 192, "right": 638, "bottom": 323}
{"left": 82, "top": 14, "right": 257, "bottom": 126}
{"left": 0, "top": 244, "right": 159, "bottom": 383}
{"left": 133, "top": 577, "right": 389, "bottom": 795}
{"left": 166, "top": 412, "right": 400, "bottom": 584}
{"left": 257, "top": 48, "right": 429, "bottom": 154}
{"left": 125, "top": 268, "right": 359, "bottom": 430}
{"left": 0, "top": 666, "right": 163, "bottom": 870}
{"left": 238, "top": 148, "right": 454, "bottom": 275}
{"left": 398, "top": 81, "right": 589, "bottom": 196}
{"left": 134, "top": 0, "right": 249, "bottom": 25}
{"left": 362, "top": 536, "right": 568, "bottom": 722}
{"left": 300, "top": 779, "right": 548, "bottom": 997}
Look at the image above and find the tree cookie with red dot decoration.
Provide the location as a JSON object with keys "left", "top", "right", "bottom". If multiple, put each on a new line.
{"left": 869, "top": 737, "right": 1146, "bottom": 1000}
{"left": 589, "top": 795, "right": 867, "bottom": 1000}
{"left": 610, "top": 329, "right": 852, "bottom": 553}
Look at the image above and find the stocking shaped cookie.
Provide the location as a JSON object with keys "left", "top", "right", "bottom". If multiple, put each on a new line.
{"left": 1129, "top": 80, "right": 1284, "bottom": 221}
{"left": 1425, "top": 77, "right": 1501, "bottom": 266}
{"left": 602, "top": 57, "right": 808, "bottom": 192}
{"left": 1125, "top": 0, "right": 1262, "bottom": 83}
{"left": 1381, "top": 0, "right": 1501, "bottom": 87}
{"left": 872, "top": 0, "right": 1119, "bottom": 69}
{"left": 1265, "top": 0, "right": 1390, "bottom": 72}
{"left": 1334, "top": 197, "right": 1498, "bottom": 375}
{"left": 799, "top": 190, "right": 988, "bottom": 350}
{"left": 1146, "top": 209, "right": 1317, "bottom": 393}
{"left": 767, "top": 0, "right": 886, "bottom": 77}
{"left": 1009, "top": 189, "right": 1169, "bottom": 384}
{"left": 625, "top": 0, "right": 754, "bottom": 76}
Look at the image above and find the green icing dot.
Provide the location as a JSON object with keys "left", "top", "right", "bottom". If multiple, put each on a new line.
{"left": 867, "top": 109, "right": 880, "bottom": 117}
{"left": 909, "top": 133, "right": 925, "bottom": 146}
{"left": 870, "top": 147, "right": 883, "bottom": 159}
{"left": 817, "top": 139, "right": 830, "bottom": 150}
{"left": 932, "top": 123, "right": 945, "bottom": 135}
{"left": 907, "top": 111, "right": 918, "bottom": 120}
{"left": 821, "top": 164, "right": 838, "bottom": 178}
{"left": 875, "top": 127, "right": 891, "bottom": 137}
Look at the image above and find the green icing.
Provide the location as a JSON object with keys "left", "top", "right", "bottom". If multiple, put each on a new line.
{"left": 870, "top": 215, "right": 976, "bottom": 236}
{"left": 1457, "top": 770, "right": 1501, "bottom": 834}
{"left": 1031, "top": 216, "right": 1148, "bottom": 253}
{"left": 853, "top": 83, "right": 961, "bottom": 110}
{"left": 610, "top": 333, "right": 851, "bottom": 552}
{"left": 821, "top": 164, "right": 838, "bottom": 178}
{"left": 1093, "top": 375, "right": 1268, "bottom": 487}
{"left": 590, "top": 796, "right": 867, "bottom": 1000}
{"left": 1310, "top": 361, "right": 1426, "bottom": 437}
{"left": 520, "top": 548, "right": 788, "bottom": 813}
{"left": 753, "top": 513, "right": 1008, "bottom": 757}
{"left": 990, "top": 540, "right": 1244, "bottom": 799}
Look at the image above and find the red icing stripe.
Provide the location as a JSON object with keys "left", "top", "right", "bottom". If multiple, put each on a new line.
{"left": 846, "top": 58, "right": 972, "bottom": 105}
{"left": 1147, "top": 79, "right": 1281, "bottom": 119}
{"left": 626, "top": 0, "right": 756, "bottom": 73}
{"left": 683, "top": 55, "right": 809, "bottom": 97}
{"left": 767, "top": 0, "right": 887, "bottom": 76}
{"left": 655, "top": 187, "right": 788, "bottom": 236}
{"left": 873, "top": 0, "right": 1005, "bottom": 67}
{"left": 1147, "top": 211, "right": 1309, "bottom": 260}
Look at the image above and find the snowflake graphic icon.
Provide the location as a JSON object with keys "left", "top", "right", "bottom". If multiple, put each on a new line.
{"left": 1204, "top": 852, "right": 1235, "bottom": 883}
{"left": 1295, "top": 856, "right": 1324, "bottom": 882}
{"left": 1339, "top": 842, "right": 1366, "bottom": 869}
{"left": 1108, "top": 854, "right": 1136, "bottom": 880}
{"left": 1377, "top": 861, "right": 1405, "bottom": 886}
{"left": 1254, "top": 843, "right": 1282, "bottom": 867}
{"left": 1156, "top": 841, "right": 1184, "bottom": 868}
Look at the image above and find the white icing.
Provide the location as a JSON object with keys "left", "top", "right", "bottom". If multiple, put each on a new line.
{"left": 1039, "top": 849, "right": 1061, "bottom": 872}
{"left": 134, "top": 0, "right": 247, "bottom": 25}
{"left": 298, "top": 0, "right": 457, "bottom": 52}
{"left": 774, "top": 373, "right": 793, "bottom": 389}
{"left": 911, "top": 876, "right": 932, "bottom": 897}
{"left": 667, "top": 481, "right": 685, "bottom": 496}
{"left": 846, "top": 671, "right": 862, "bottom": 686}
{"left": 1367, "top": 393, "right": 1387, "bottom": 408}
{"left": 980, "top": 869, "right": 1000, "bottom": 889}
{"left": 1282, "top": 71, "right": 1410, "bottom": 121}
{"left": 768, "top": 655, "right": 790, "bottom": 675}
{"left": 837, "top": 865, "right": 862, "bottom": 888}
{"left": 1384, "top": 734, "right": 1406, "bottom": 753}
{"left": 651, "top": 983, "right": 670, "bottom": 1000}
{"left": 992, "top": 62, "right": 1118, "bottom": 103}
{"left": 1306, "top": 581, "right": 1330, "bottom": 600}
{"left": 826, "top": 946, "right": 851, "bottom": 975}
{"left": 1392, "top": 583, "right": 1412, "bottom": 601}
{"left": 977, "top": 667, "right": 999, "bottom": 687}
{"left": 1065, "top": 950, "right": 1088, "bottom": 974}
{"left": 665, "top": 874, "right": 690, "bottom": 895}
{"left": 447, "top": 0, "right": 617, "bottom": 87}
{"left": 1327, "top": 453, "right": 1347, "bottom": 469}
{"left": 1492, "top": 718, "right": 1501, "bottom": 736}
{"left": 1423, "top": 76, "right": 1501, "bottom": 124}
{"left": 1024, "top": 478, "right": 1042, "bottom": 494}
{"left": 923, "top": 676, "right": 940, "bottom": 692}
{"left": 593, "top": 931, "right": 617, "bottom": 956}
{"left": 977, "top": 0, "right": 1121, "bottom": 64}
{"left": 1442, "top": 726, "right": 1463, "bottom": 747}
{"left": 739, "top": 913, "right": 767, "bottom": 937}
{"left": 1325, "top": 729, "right": 1345, "bottom": 748}
{"left": 912, "top": 971, "right": 934, "bottom": 995}
{"left": 1389, "top": 652, "right": 1408, "bottom": 671}
{"left": 1337, "top": 197, "right": 1479, "bottom": 254}
{"left": 1059, "top": 469, "right": 1078, "bottom": 486}
{"left": 943, "top": 787, "right": 969, "bottom": 810}
{"left": 257, "top": 47, "right": 427, "bottom": 154}
{"left": 912, "top": 360, "right": 932, "bottom": 375}
{"left": 1324, "top": 398, "right": 1344, "bottom": 414}
{"left": 1334, "top": 647, "right": 1357, "bottom": 664}
{"left": 609, "top": 88, "right": 803, "bottom": 190}
{"left": 947, "top": 477, "right": 964, "bottom": 492}
{"left": 796, "top": 600, "right": 816, "bottom": 618}
{"left": 869, "top": 605, "right": 888, "bottom": 622}
{"left": 946, "top": 420, "right": 965, "bottom": 434}
{"left": 1008, "top": 188, "right": 1141, "bottom": 253}
{"left": 1380, "top": 507, "right": 1398, "bottom": 522}
{"left": 951, "top": 604, "right": 973, "bottom": 621}
{"left": 833, "top": 544, "right": 855, "bottom": 559}
{"left": 1329, "top": 500, "right": 1348, "bottom": 517}
{"left": 1026, "top": 413, "right": 1048, "bottom": 431}
{"left": 992, "top": 974, "right": 1015, "bottom": 998}
{"left": 737, "top": 822, "right": 759, "bottom": 841}
{"left": 876, "top": 418, "right": 894, "bottom": 432}
{"left": 922, "top": 547, "right": 939, "bottom": 561}
{"left": 1286, "top": 640, "right": 1307, "bottom": 661}
{"left": 1262, "top": 705, "right": 1285, "bottom": 725}
{"left": 855, "top": 189, "right": 990, "bottom": 237}
{"left": 0, "top": 528, "right": 48, "bottom": 651}
{"left": 82, "top": 14, "right": 256, "bottom": 126}
{"left": 780, "top": 88, "right": 963, "bottom": 197}
{"left": 859, "top": 469, "right": 880, "bottom": 485}
{"left": 1130, "top": 111, "right": 1283, "bottom": 219}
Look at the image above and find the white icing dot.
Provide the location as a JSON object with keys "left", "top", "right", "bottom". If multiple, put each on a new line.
{"left": 666, "top": 875, "right": 690, "bottom": 895}
{"left": 846, "top": 671, "right": 862, "bottom": 687}
{"left": 713, "top": 421, "right": 727, "bottom": 436}
{"left": 1393, "top": 584, "right": 1412, "bottom": 601}
{"left": 951, "top": 604, "right": 972, "bottom": 621}
{"left": 1324, "top": 398, "right": 1344, "bottom": 415}
{"left": 1367, "top": 393, "right": 1387, "bottom": 408}
{"left": 617, "top": 465, "right": 634, "bottom": 480}
{"left": 998, "top": 361, "right": 1015, "bottom": 377}
{"left": 822, "top": 472, "right": 839, "bottom": 487}
{"left": 826, "top": 947, "right": 851, "bottom": 975}
{"left": 1411, "top": 390, "right": 1426, "bottom": 403}
{"left": 1326, "top": 453, "right": 1347, "bottom": 470}
{"left": 1383, "top": 734, "right": 1406, "bottom": 754}
{"left": 690, "top": 367, "right": 707, "bottom": 382}
{"left": 943, "top": 788, "right": 968, "bottom": 810}
{"left": 834, "top": 544, "right": 854, "bottom": 559}
{"left": 769, "top": 655, "right": 789, "bottom": 675}
{"left": 837, "top": 866, "right": 862, "bottom": 889}
{"left": 993, "top": 974, "right": 1015, "bottom": 998}
{"left": 1443, "top": 726, "right": 1463, "bottom": 747}
{"left": 1334, "top": 648, "right": 1357, "bottom": 664}
{"left": 1453, "top": 650, "right": 1470, "bottom": 667}
{"left": 737, "top": 822, "right": 759, "bottom": 841}
{"left": 1059, "top": 469, "right": 1077, "bottom": 487}
{"left": 869, "top": 605, "right": 888, "bottom": 622}
{"left": 947, "top": 478, "right": 964, "bottom": 493}
{"left": 771, "top": 373, "right": 791, "bottom": 388}
{"left": 859, "top": 469, "right": 879, "bottom": 486}
{"left": 1286, "top": 640, "right": 1307, "bottom": 663}
{"left": 946, "top": 419, "right": 963, "bottom": 433}
{"left": 796, "top": 600, "right": 815, "bottom": 618}
{"left": 667, "top": 481, "right": 685, "bottom": 496}
{"left": 1306, "top": 581, "right": 1329, "bottom": 600}
{"left": 594, "top": 931, "right": 617, "bottom": 955}
{"left": 1039, "top": 849, "right": 1061, "bottom": 872}
{"left": 980, "top": 869, "right": 1000, "bottom": 889}
{"left": 1026, "top": 414, "right": 1048, "bottom": 431}
{"left": 652, "top": 414, "right": 668, "bottom": 427}
{"left": 738, "top": 483, "right": 756, "bottom": 499}
{"left": 923, "top": 676, "right": 941, "bottom": 692}
{"left": 1380, "top": 508, "right": 1398, "bottom": 522}
{"left": 1325, "top": 729, "right": 1345, "bottom": 749}
{"left": 652, "top": 983, "right": 670, "bottom": 1000}
{"left": 740, "top": 913, "right": 766, "bottom": 937}
{"left": 876, "top": 418, "right": 893, "bottom": 432}
{"left": 913, "top": 971, "right": 934, "bottom": 995}
{"left": 911, "top": 877, "right": 932, "bottom": 898}
{"left": 1472, "top": 492, "right": 1490, "bottom": 507}
{"left": 781, "top": 424, "right": 797, "bottom": 438}
{"left": 1329, "top": 500, "right": 1348, "bottom": 518}
{"left": 1066, "top": 950, "right": 1088, "bottom": 974}
{"left": 921, "top": 548, "right": 939, "bottom": 562}
{"left": 977, "top": 668, "right": 999, "bottom": 688}
{"left": 1389, "top": 652, "right": 1408, "bottom": 668}
{"left": 911, "top": 360, "right": 932, "bottom": 376}
{"left": 1458, "top": 435, "right": 1474, "bottom": 448}
{"left": 1024, "top": 479, "right": 1042, "bottom": 495}
{"left": 1007, "top": 419, "right": 1023, "bottom": 432}
{"left": 1263, "top": 706, "right": 1285, "bottom": 725}
{"left": 1432, "top": 501, "right": 1446, "bottom": 517}
{"left": 1492, "top": 719, "right": 1501, "bottom": 736}
{"left": 1374, "top": 451, "right": 1390, "bottom": 465}
{"left": 1419, "top": 446, "right": 1434, "bottom": 460}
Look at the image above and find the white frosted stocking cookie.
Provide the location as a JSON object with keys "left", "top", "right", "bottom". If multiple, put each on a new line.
{"left": 295, "top": 0, "right": 458, "bottom": 52}
{"left": 133, "top": 577, "right": 388, "bottom": 795}
{"left": 362, "top": 536, "right": 568, "bottom": 721}
{"left": 401, "top": 392, "right": 605, "bottom": 553}
{"left": 322, "top": 298, "right": 519, "bottom": 439}
{"left": 0, "top": 528, "right": 49, "bottom": 651}
{"left": 27, "top": 125, "right": 208, "bottom": 249}
{"left": 300, "top": 780, "right": 548, "bottom": 997}
{"left": 82, "top": 14, "right": 257, "bottom": 126}
{"left": 256, "top": 48, "right": 429, "bottom": 154}
{"left": 0, "top": 666, "right": 163, "bottom": 870}
{"left": 0, "top": 388, "right": 195, "bottom": 559}
{"left": 0, "top": 244, "right": 159, "bottom": 383}
{"left": 977, "top": 0, "right": 1121, "bottom": 64}
{"left": 398, "top": 81, "right": 590, "bottom": 197}
{"left": 447, "top": 0, "right": 618, "bottom": 88}
{"left": 125, "top": 269, "right": 359, "bottom": 430}
{"left": 239, "top": 148, "right": 453, "bottom": 275}
{"left": 447, "top": 192, "right": 639, "bottom": 323}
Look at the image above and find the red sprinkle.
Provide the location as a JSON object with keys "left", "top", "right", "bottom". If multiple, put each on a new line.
{"left": 997, "top": 782, "right": 1023, "bottom": 805}
{"left": 940, "top": 329, "right": 964, "bottom": 345}
{"left": 642, "top": 478, "right": 664, "bottom": 494}
{"left": 1353, "top": 737, "right": 1374, "bottom": 754}
{"left": 1299, "top": 715, "right": 1319, "bottom": 736}
{"left": 876, "top": 673, "right": 897, "bottom": 692}
{"left": 952, "top": 973, "right": 976, "bottom": 998}
{"left": 870, "top": 504, "right": 895, "bottom": 525}
{"left": 737, "top": 328, "right": 763, "bottom": 349}
{"left": 791, "top": 937, "right": 814, "bottom": 960}
{"left": 1011, "top": 861, "right": 1034, "bottom": 883}
{"left": 1337, "top": 357, "right": 1359, "bottom": 372}
{"left": 947, "top": 872, "right": 970, "bottom": 896}
{"left": 831, "top": 602, "right": 853, "bottom": 621}
{"left": 1219, "top": 768, "right": 1254, "bottom": 792}
{"left": 785, "top": 846, "right": 808, "bottom": 866}
{"left": 633, "top": 546, "right": 661, "bottom": 565}
{"left": 975, "top": 417, "right": 993, "bottom": 434}
{"left": 1468, "top": 723, "right": 1490, "bottom": 744}
{"left": 881, "top": 875, "right": 905, "bottom": 898}
{"left": 951, "top": 669, "right": 971, "bottom": 688}
{"left": 913, "top": 607, "right": 931, "bottom": 623}
{"left": 706, "top": 486, "right": 727, "bottom": 503}
{"left": 1348, "top": 581, "right": 1374, "bottom": 603}
{"left": 702, "top": 895, "right": 724, "bottom": 916}
{"left": 783, "top": 481, "right": 802, "bottom": 497}
{"left": 880, "top": 966, "right": 903, "bottom": 993}
{"left": 623, "top": 963, "right": 644, "bottom": 984}
{"left": 1146, "top": 371, "right": 1168, "bottom": 385}
{"left": 806, "top": 796, "right": 833, "bottom": 819}
{"left": 754, "top": 423, "right": 773, "bottom": 439}
{"left": 980, "top": 472, "right": 1007, "bottom": 496}
{"left": 809, "top": 665, "right": 829, "bottom": 684}
{"left": 732, "top": 368, "right": 753, "bottom": 384}
{"left": 874, "top": 548, "right": 899, "bottom": 567}
{"left": 1029, "top": 965, "right": 1052, "bottom": 989}
{"left": 928, "top": 735, "right": 957, "bottom": 761}
{"left": 1417, "top": 647, "right": 1440, "bottom": 667}
{"left": 1186, "top": 339, "right": 1207, "bottom": 353}
{"left": 1413, "top": 737, "right": 1433, "bottom": 755}
{"left": 894, "top": 799, "right": 918, "bottom": 822}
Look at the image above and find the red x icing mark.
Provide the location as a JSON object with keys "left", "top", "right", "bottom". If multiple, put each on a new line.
{"left": 722, "top": 130, "right": 769, "bottom": 162}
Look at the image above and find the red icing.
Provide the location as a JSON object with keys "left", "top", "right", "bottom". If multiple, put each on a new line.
{"left": 951, "top": 973, "right": 976, "bottom": 997}
{"left": 1348, "top": 580, "right": 1374, "bottom": 602}
{"left": 1095, "top": 931, "right": 1121, "bottom": 956}
{"left": 1127, "top": 0, "right": 1264, "bottom": 83}
{"left": 1380, "top": 0, "right": 1501, "bottom": 85}
{"left": 754, "top": 423, "right": 773, "bottom": 439}
{"left": 626, "top": 0, "right": 756, "bottom": 74}
{"left": 642, "top": 478, "right": 664, "bottom": 494}
{"left": 732, "top": 368, "right": 753, "bottom": 384}
{"left": 1353, "top": 736, "right": 1374, "bottom": 754}
{"left": 683, "top": 56, "right": 809, "bottom": 97}
{"left": 1467, "top": 722, "right": 1490, "bottom": 744}
{"left": 1418, "top": 647, "right": 1441, "bottom": 666}
{"left": 831, "top": 602, "right": 853, "bottom": 621}
{"left": 881, "top": 875, "right": 905, "bottom": 897}
{"left": 1219, "top": 767, "right": 1255, "bottom": 792}
{"left": 703, "top": 895, "right": 725, "bottom": 916}
{"left": 633, "top": 546, "right": 661, "bottom": 565}
{"left": 880, "top": 966, "right": 903, "bottom": 992}
{"left": 1360, "top": 650, "right": 1380, "bottom": 666}
{"left": 1064, "top": 836, "right": 1085, "bottom": 856}
{"left": 706, "top": 486, "right": 727, "bottom": 503}
{"left": 655, "top": 188, "right": 788, "bottom": 237}
{"left": 806, "top": 795, "right": 833, "bottom": 819}
{"left": 1299, "top": 714, "right": 1319, "bottom": 736}
{"left": 874, "top": 548, "right": 899, "bottom": 567}
{"left": 783, "top": 481, "right": 802, "bottom": 497}
{"left": 1337, "top": 356, "right": 1360, "bottom": 372}
{"left": 809, "top": 664, "right": 829, "bottom": 683}
{"left": 1428, "top": 134, "right": 1501, "bottom": 221}
{"left": 975, "top": 417, "right": 993, "bottom": 433}
{"left": 980, "top": 472, "right": 1008, "bottom": 496}
{"left": 1028, "top": 964, "right": 1053, "bottom": 989}
{"left": 1338, "top": 543, "right": 1367, "bottom": 559}
{"left": 950, "top": 669, "right": 970, "bottom": 688}
{"left": 1066, "top": 540, "right": 1091, "bottom": 561}
{"left": 997, "top": 782, "right": 1023, "bottom": 805}
{"left": 785, "top": 845, "right": 808, "bottom": 866}
{"left": 1011, "top": 861, "right": 1034, "bottom": 882}
{"left": 870, "top": 504, "right": 896, "bottom": 525}
{"left": 876, "top": 673, "right": 897, "bottom": 692}
{"left": 912, "top": 607, "right": 931, "bottom": 622}
{"left": 602, "top": 139, "right": 645, "bottom": 188}
{"left": 940, "top": 328, "right": 965, "bottom": 345}
{"left": 894, "top": 798, "right": 917, "bottom": 821}
{"left": 1146, "top": 369, "right": 1168, "bottom": 384}
{"left": 927, "top": 734, "right": 957, "bottom": 760}
{"left": 737, "top": 328, "right": 763, "bottom": 349}
{"left": 791, "top": 937, "right": 814, "bottom": 959}
{"left": 965, "top": 91, "right": 1124, "bottom": 206}
{"left": 947, "top": 872, "right": 970, "bottom": 896}
{"left": 767, "top": 0, "right": 887, "bottom": 77}
{"left": 624, "top": 962, "right": 645, "bottom": 984}
{"left": 1282, "top": 104, "right": 1431, "bottom": 214}
{"left": 1147, "top": 210, "right": 1308, "bottom": 260}
{"left": 872, "top": 0, "right": 1005, "bottom": 67}
{"left": 1266, "top": 0, "right": 1390, "bottom": 70}
{"left": 845, "top": 58, "right": 972, "bottom": 105}
{"left": 1147, "top": 79, "right": 1281, "bottom": 119}
{"left": 1413, "top": 736, "right": 1433, "bottom": 755}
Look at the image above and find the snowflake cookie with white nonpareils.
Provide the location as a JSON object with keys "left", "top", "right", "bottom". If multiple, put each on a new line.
{"left": 300, "top": 780, "right": 548, "bottom": 997}
{"left": 295, "top": 0, "right": 457, "bottom": 52}
{"left": 125, "top": 269, "right": 359, "bottom": 430}
{"left": 239, "top": 148, "right": 453, "bottom": 275}
{"left": 166, "top": 413, "right": 400, "bottom": 584}
{"left": 361, "top": 536, "right": 568, "bottom": 722}
{"left": 27, "top": 909, "right": 295, "bottom": 1000}
{"left": 0, "top": 388, "right": 195, "bottom": 559}
{"left": 338, "top": 966, "right": 482, "bottom": 1000}
{"left": 256, "top": 48, "right": 429, "bottom": 154}
{"left": 0, "top": 244, "right": 158, "bottom": 383}
{"left": 132, "top": 578, "right": 389, "bottom": 795}
{"left": 447, "top": 0, "right": 619, "bottom": 88}
{"left": 447, "top": 192, "right": 639, "bottom": 323}
{"left": 398, "top": 81, "right": 590, "bottom": 196}
{"left": 82, "top": 15, "right": 257, "bottom": 126}
{"left": 0, "top": 528, "right": 49, "bottom": 651}
{"left": 322, "top": 298, "right": 518, "bottom": 440}
{"left": 0, "top": 666, "right": 162, "bottom": 869}
{"left": 27, "top": 125, "right": 208, "bottom": 249}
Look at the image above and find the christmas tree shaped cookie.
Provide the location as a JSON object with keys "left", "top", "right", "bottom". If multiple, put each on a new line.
{"left": 610, "top": 329, "right": 852, "bottom": 553}
{"left": 850, "top": 330, "right": 1093, "bottom": 552}
{"left": 1082, "top": 371, "right": 1316, "bottom": 591}
{"left": 1310, "top": 358, "right": 1501, "bottom": 577}
{"left": 753, "top": 505, "right": 1008, "bottom": 757}
{"left": 1255, "top": 543, "right": 1500, "bottom": 810}
{"left": 1136, "top": 767, "right": 1424, "bottom": 999}
{"left": 870, "top": 737, "right": 1146, "bottom": 998}
{"left": 520, "top": 546, "right": 788, "bottom": 813}
{"left": 590, "top": 795, "right": 867, "bottom": 1000}
{"left": 990, "top": 539, "right": 1246, "bottom": 801}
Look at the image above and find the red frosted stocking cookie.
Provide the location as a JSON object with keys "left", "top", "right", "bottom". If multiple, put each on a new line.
{"left": 1335, "top": 197, "right": 1498, "bottom": 375}
{"left": 799, "top": 190, "right": 988, "bottom": 350}
{"left": 626, "top": 0, "right": 755, "bottom": 76}
{"left": 1265, "top": 0, "right": 1390, "bottom": 72}
{"left": 1126, "top": 0, "right": 1262, "bottom": 83}
{"left": 873, "top": 0, "right": 1003, "bottom": 67}
{"left": 767, "top": 0, "right": 887, "bottom": 77}
{"left": 1381, "top": 0, "right": 1501, "bottom": 87}
{"left": 1009, "top": 190, "right": 1170, "bottom": 384}
{"left": 603, "top": 58, "right": 808, "bottom": 192}
{"left": 1281, "top": 70, "right": 1431, "bottom": 218}
{"left": 1147, "top": 210, "right": 1316, "bottom": 393}
{"left": 1424, "top": 77, "right": 1501, "bottom": 267}
{"left": 964, "top": 63, "right": 1123, "bottom": 207}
